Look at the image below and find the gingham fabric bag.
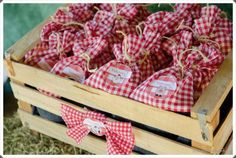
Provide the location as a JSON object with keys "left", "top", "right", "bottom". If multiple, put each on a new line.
{"left": 49, "top": 36, "right": 108, "bottom": 83}
{"left": 24, "top": 29, "right": 77, "bottom": 71}
{"left": 143, "top": 10, "right": 190, "bottom": 71}
{"left": 130, "top": 65, "right": 194, "bottom": 112}
{"left": 84, "top": 34, "right": 148, "bottom": 97}
{"left": 24, "top": 42, "right": 59, "bottom": 71}
{"left": 84, "top": 9, "right": 120, "bottom": 50}
{"left": 40, "top": 4, "right": 94, "bottom": 42}
{"left": 130, "top": 31, "right": 194, "bottom": 113}
{"left": 177, "top": 5, "right": 233, "bottom": 55}
{"left": 174, "top": 4, "right": 201, "bottom": 27}
{"left": 98, "top": 4, "right": 139, "bottom": 36}
{"left": 51, "top": 4, "right": 94, "bottom": 24}
{"left": 184, "top": 44, "right": 225, "bottom": 100}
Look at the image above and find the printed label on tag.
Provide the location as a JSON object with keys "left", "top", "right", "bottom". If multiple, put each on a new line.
{"left": 83, "top": 118, "right": 106, "bottom": 136}
{"left": 37, "top": 58, "right": 53, "bottom": 71}
{"left": 105, "top": 64, "right": 132, "bottom": 86}
{"left": 62, "top": 65, "right": 85, "bottom": 83}
{"left": 147, "top": 75, "right": 177, "bottom": 98}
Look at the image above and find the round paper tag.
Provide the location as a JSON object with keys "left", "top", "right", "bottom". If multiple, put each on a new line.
{"left": 62, "top": 64, "right": 85, "bottom": 83}
{"left": 147, "top": 75, "right": 177, "bottom": 98}
{"left": 104, "top": 63, "right": 132, "bottom": 87}
{"left": 83, "top": 118, "right": 106, "bottom": 136}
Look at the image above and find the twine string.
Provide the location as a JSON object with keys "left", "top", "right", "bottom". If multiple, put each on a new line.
{"left": 80, "top": 53, "right": 97, "bottom": 73}
{"left": 116, "top": 30, "right": 132, "bottom": 63}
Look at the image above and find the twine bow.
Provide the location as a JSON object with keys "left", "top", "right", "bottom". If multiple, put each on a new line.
{"left": 79, "top": 53, "right": 97, "bottom": 73}
{"left": 61, "top": 104, "right": 135, "bottom": 155}
{"left": 116, "top": 30, "right": 132, "bottom": 62}
{"left": 177, "top": 47, "right": 209, "bottom": 78}
{"left": 175, "top": 19, "right": 221, "bottom": 50}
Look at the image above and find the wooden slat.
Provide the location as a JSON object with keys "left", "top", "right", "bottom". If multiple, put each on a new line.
{"left": 17, "top": 100, "right": 32, "bottom": 113}
{"left": 222, "top": 134, "right": 232, "bottom": 155}
{"left": 191, "top": 53, "right": 232, "bottom": 122}
{"left": 7, "top": 64, "right": 213, "bottom": 145}
{"left": 211, "top": 108, "right": 232, "bottom": 154}
{"left": 211, "top": 110, "right": 220, "bottom": 132}
{"left": 191, "top": 110, "right": 220, "bottom": 153}
{"left": 11, "top": 82, "right": 208, "bottom": 154}
{"left": 18, "top": 109, "right": 110, "bottom": 155}
{"left": 5, "top": 18, "right": 51, "bottom": 62}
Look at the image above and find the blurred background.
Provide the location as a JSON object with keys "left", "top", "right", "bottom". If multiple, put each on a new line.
{"left": 3, "top": 3, "right": 232, "bottom": 155}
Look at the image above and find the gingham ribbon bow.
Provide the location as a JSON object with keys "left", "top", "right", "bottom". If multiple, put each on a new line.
{"left": 61, "top": 104, "right": 135, "bottom": 155}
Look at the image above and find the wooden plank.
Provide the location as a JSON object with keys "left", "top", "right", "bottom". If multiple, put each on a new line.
{"left": 211, "top": 108, "right": 232, "bottom": 154}
{"left": 17, "top": 100, "right": 32, "bottom": 113}
{"left": 222, "top": 134, "right": 232, "bottom": 155}
{"left": 5, "top": 17, "right": 50, "bottom": 62}
{"left": 211, "top": 110, "right": 220, "bottom": 132}
{"left": 191, "top": 53, "right": 232, "bottom": 122}
{"left": 18, "top": 109, "right": 108, "bottom": 155}
{"left": 8, "top": 65, "right": 214, "bottom": 145}
{"left": 191, "top": 110, "right": 219, "bottom": 153}
{"left": 191, "top": 141, "right": 212, "bottom": 153}
{"left": 11, "top": 82, "right": 208, "bottom": 154}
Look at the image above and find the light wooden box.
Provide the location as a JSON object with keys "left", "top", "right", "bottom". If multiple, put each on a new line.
{"left": 4, "top": 13, "right": 233, "bottom": 155}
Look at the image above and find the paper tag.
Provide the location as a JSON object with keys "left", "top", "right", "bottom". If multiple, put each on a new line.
{"left": 105, "top": 64, "right": 132, "bottom": 86}
{"left": 37, "top": 58, "right": 53, "bottom": 71}
{"left": 83, "top": 118, "right": 106, "bottom": 136}
{"left": 147, "top": 75, "right": 177, "bottom": 98}
{"left": 62, "top": 65, "right": 85, "bottom": 83}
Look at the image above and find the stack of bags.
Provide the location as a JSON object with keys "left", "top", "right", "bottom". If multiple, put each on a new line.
{"left": 24, "top": 3, "right": 232, "bottom": 115}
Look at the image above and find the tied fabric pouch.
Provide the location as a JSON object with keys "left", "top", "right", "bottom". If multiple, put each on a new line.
{"left": 84, "top": 33, "right": 148, "bottom": 97}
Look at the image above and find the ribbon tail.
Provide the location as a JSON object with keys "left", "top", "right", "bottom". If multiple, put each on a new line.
{"left": 67, "top": 125, "right": 90, "bottom": 144}
{"left": 105, "top": 122, "right": 135, "bottom": 155}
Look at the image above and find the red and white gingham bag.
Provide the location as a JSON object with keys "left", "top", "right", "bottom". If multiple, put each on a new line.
{"left": 24, "top": 42, "right": 59, "bottom": 71}
{"left": 130, "top": 66, "right": 194, "bottom": 112}
{"left": 175, "top": 5, "right": 233, "bottom": 55}
{"left": 51, "top": 4, "right": 94, "bottom": 24}
{"left": 50, "top": 36, "right": 108, "bottom": 83}
{"left": 84, "top": 34, "right": 149, "bottom": 97}
{"left": 99, "top": 4, "right": 139, "bottom": 35}
{"left": 174, "top": 4, "right": 201, "bottom": 27}
{"left": 130, "top": 31, "right": 195, "bottom": 112}
{"left": 184, "top": 44, "right": 225, "bottom": 100}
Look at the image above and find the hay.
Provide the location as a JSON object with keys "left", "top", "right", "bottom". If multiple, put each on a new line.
{"left": 3, "top": 113, "right": 93, "bottom": 155}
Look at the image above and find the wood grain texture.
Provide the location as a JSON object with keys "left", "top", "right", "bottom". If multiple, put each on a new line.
{"left": 11, "top": 82, "right": 208, "bottom": 154}
{"left": 18, "top": 109, "right": 110, "bottom": 155}
{"left": 191, "top": 53, "right": 232, "bottom": 122}
{"left": 8, "top": 64, "right": 213, "bottom": 145}
{"left": 211, "top": 108, "right": 232, "bottom": 154}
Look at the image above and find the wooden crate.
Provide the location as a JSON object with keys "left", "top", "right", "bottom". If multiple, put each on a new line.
{"left": 4, "top": 13, "right": 233, "bottom": 155}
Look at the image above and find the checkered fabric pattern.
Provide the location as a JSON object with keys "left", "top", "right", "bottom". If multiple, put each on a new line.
{"left": 49, "top": 30, "right": 76, "bottom": 55}
{"left": 201, "top": 5, "right": 221, "bottom": 18}
{"left": 174, "top": 4, "right": 201, "bottom": 26}
{"left": 61, "top": 104, "right": 135, "bottom": 155}
{"left": 84, "top": 59, "right": 141, "bottom": 97}
{"left": 68, "top": 4, "right": 94, "bottom": 22}
{"left": 24, "top": 42, "right": 59, "bottom": 71}
{"left": 144, "top": 10, "right": 188, "bottom": 37}
{"left": 40, "top": 22, "right": 62, "bottom": 42}
{"left": 194, "top": 16, "right": 232, "bottom": 55}
{"left": 72, "top": 36, "right": 108, "bottom": 58}
{"left": 52, "top": 4, "right": 94, "bottom": 24}
{"left": 185, "top": 44, "right": 225, "bottom": 100}
{"left": 162, "top": 30, "right": 193, "bottom": 57}
{"left": 130, "top": 66, "right": 194, "bottom": 112}
{"left": 84, "top": 10, "right": 115, "bottom": 37}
